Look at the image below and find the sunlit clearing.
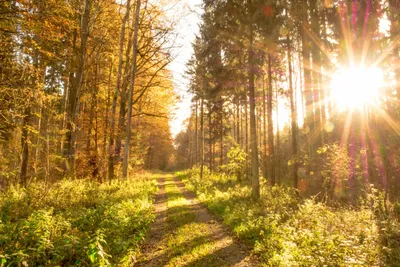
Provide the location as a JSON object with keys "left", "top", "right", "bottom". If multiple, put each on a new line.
{"left": 331, "top": 67, "right": 384, "bottom": 111}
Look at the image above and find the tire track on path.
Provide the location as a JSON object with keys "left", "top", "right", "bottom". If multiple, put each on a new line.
{"left": 136, "top": 177, "right": 168, "bottom": 266}
{"left": 135, "top": 175, "right": 259, "bottom": 267}
{"left": 172, "top": 176, "right": 258, "bottom": 267}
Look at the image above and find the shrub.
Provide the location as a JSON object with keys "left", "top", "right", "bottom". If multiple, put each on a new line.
{"left": 180, "top": 168, "right": 385, "bottom": 266}
{"left": 0, "top": 175, "right": 157, "bottom": 266}
{"left": 219, "top": 144, "right": 247, "bottom": 180}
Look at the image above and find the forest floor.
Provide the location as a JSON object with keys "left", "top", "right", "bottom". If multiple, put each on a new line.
{"left": 135, "top": 174, "right": 258, "bottom": 267}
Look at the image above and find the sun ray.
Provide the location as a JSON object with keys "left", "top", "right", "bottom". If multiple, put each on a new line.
{"left": 371, "top": 34, "right": 400, "bottom": 68}
{"left": 360, "top": 113, "right": 369, "bottom": 182}
{"left": 340, "top": 109, "right": 353, "bottom": 148}
{"left": 375, "top": 108, "right": 400, "bottom": 136}
{"left": 301, "top": 22, "right": 340, "bottom": 70}
{"left": 337, "top": 2, "right": 355, "bottom": 66}
{"left": 365, "top": 118, "right": 388, "bottom": 189}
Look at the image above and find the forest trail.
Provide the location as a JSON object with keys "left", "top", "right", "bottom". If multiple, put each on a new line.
{"left": 135, "top": 174, "right": 258, "bottom": 267}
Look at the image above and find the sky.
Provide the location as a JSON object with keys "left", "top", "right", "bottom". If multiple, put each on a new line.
{"left": 167, "top": 0, "right": 203, "bottom": 138}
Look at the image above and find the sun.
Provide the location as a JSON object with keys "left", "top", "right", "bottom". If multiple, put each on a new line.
{"left": 331, "top": 66, "right": 384, "bottom": 110}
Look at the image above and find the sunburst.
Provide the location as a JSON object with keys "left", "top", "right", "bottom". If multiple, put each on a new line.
{"left": 330, "top": 66, "right": 384, "bottom": 111}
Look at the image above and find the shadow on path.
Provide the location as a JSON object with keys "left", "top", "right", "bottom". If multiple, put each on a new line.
{"left": 135, "top": 175, "right": 259, "bottom": 267}
{"left": 136, "top": 177, "right": 168, "bottom": 266}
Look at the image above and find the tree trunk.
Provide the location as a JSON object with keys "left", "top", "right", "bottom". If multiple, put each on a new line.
{"left": 233, "top": 98, "right": 236, "bottom": 141}
{"left": 200, "top": 97, "right": 205, "bottom": 179}
{"left": 309, "top": 0, "right": 324, "bottom": 146}
{"left": 188, "top": 124, "right": 192, "bottom": 168}
{"left": 64, "top": 0, "right": 91, "bottom": 177}
{"left": 20, "top": 108, "right": 30, "bottom": 187}
{"left": 220, "top": 103, "right": 223, "bottom": 166}
{"left": 267, "top": 54, "right": 275, "bottom": 185}
{"left": 122, "top": 0, "right": 142, "bottom": 179}
{"left": 108, "top": 0, "right": 131, "bottom": 182}
{"left": 300, "top": 22, "right": 314, "bottom": 173}
{"left": 258, "top": 106, "right": 262, "bottom": 162}
{"left": 237, "top": 96, "right": 240, "bottom": 144}
{"left": 262, "top": 75, "right": 267, "bottom": 179}
{"left": 34, "top": 99, "right": 43, "bottom": 175}
{"left": 275, "top": 79, "right": 281, "bottom": 184}
{"left": 208, "top": 104, "right": 213, "bottom": 171}
{"left": 244, "top": 91, "right": 249, "bottom": 180}
{"left": 195, "top": 99, "right": 198, "bottom": 165}
{"left": 104, "top": 60, "right": 113, "bottom": 165}
{"left": 116, "top": 22, "right": 135, "bottom": 160}
{"left": 248, "top": 0, "right": 260, "bottom": 199}
{"left": 61, "top": 30, "right": 77, "bottom": 155}
{"left": 288, "top": 34, "right": 299, "bottom": 190}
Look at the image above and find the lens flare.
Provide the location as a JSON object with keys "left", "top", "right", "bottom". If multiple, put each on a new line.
{"left": 331, "top": 67, "right": 384, "bottom": 110}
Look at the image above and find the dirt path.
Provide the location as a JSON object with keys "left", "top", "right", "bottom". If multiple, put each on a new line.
{"left": 136, "top": 177, "right": 169, "bottom": 266}
{"left": 135, "top": 175, "right": 258, "bottom": 267}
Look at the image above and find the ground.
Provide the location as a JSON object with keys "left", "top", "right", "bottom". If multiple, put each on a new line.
{"left": 135, "top": 174, "right": 258, "bottom": 267}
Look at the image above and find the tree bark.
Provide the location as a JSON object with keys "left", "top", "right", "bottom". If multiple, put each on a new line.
{"left": 248, "top": 0, "right": 260, "bottom": 199}
{"left": 244, "top": 91, "right": 249, "bottom": 180}
{"left": 288, "top": 34, "right": 299, "bottom": 189}
{"left": 195, "top": 99, "right": 198, "bottom": 165}
{"left": 20, "top": 107, "right": 30, "bottom": 187}
{"left": 122, "top": 0, "right": 142, "bottom": 179}
{"left": 275, "top": 79, "right": 281, "bottom": 184}
{"left": 309, "top": 0, "right": 324, "bottom": 146}
{"left": 64, "top": 0, "right": 91, "bottom": 177}
{"left": 188, "top": 123, "right": 192, "bottom": 167}
{"left": 116, "top": 21, "right": 135, "bottom": 160}
{"left": 200, "top": 97, "right": 205, "bottom": 179}
{"left": 300, "top": 20, "right": 315, "bottom": 172}
{"left": 262, "top": 75, "right": 267, "bottom": 179}
{"left": 220, "top": 102, "right": 223, "bottom": 166}
{"left": 61, "top": 30, "right": 77, "bottom": 155}
{"left": 237, "top": 96, "right": 240, "bottom": 145}
{"left": 208, "top": 103, "right": 213, "bottom": 171}
{"left": 108, "top": 0, "right": 131, "bottom": 182}
{"left": 267, "top": 54, "right": 275, "bottom": 185}
{"left": 104, "top": 60, "right": 113, "bottom": 165}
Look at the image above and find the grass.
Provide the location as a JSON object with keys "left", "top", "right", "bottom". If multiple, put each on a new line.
{"left": 0, "top": 173, "right": 157, "bottom": 266}
{"left": 176, "top": 167, "right": 398, "bottom": 266}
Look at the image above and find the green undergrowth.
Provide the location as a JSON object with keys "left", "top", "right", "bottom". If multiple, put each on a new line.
{"left": 177, "top": 167, "right": 400, "bottom": 266}
{"left": 0, "top": 174, "right": 157, "bottom": 266}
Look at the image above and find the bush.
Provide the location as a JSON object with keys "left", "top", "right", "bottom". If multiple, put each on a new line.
{"left": 219, "top": 144, "right": 247, "bottom": 180}
{"left": 0, "top": 175, "right": 157, "bottom": 266}
{"left": 180, "top": 168, "right": 386, "bottom": 266}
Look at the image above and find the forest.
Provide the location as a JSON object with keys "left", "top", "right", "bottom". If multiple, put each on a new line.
{"left": 1, "top": 0, "right": 400, "bottom": 266}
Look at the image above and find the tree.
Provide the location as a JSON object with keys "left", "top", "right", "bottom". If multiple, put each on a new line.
{"left": 64, "top": 0, "right": 91, "bottom": 176}
{"left": 0, "top": 0, "right": 177, "bottom": 186}
{"left": 108, "top": 0, "right": 132, "bottom": 183}
{"left": 247, "top": 0, "right": 260, "bottom": 198}
{"left": 122, "top": 0, "right": 141, "bottom": 179}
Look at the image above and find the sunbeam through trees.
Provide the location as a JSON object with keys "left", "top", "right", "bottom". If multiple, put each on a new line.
{"left": 1, "top": 0, "right": 400, "bottom": 266}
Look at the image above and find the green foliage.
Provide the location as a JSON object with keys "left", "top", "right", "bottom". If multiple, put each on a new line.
{"left": 0, "top": 175, "right": 157, "bottom": 266}
{"left": 364, "top": 186, "right": 400, "bottom": 266}
{"left": 319, "top": 143, "right": 353, "bottom": 202}
{"left": 179, "top": 168, "right": 392, "bottom": 266}
{"left": 219, "top": 144, "right": 247, "bottom": 180}
{"left": 87, "top": 230, "right": 110, "bottom": 266}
